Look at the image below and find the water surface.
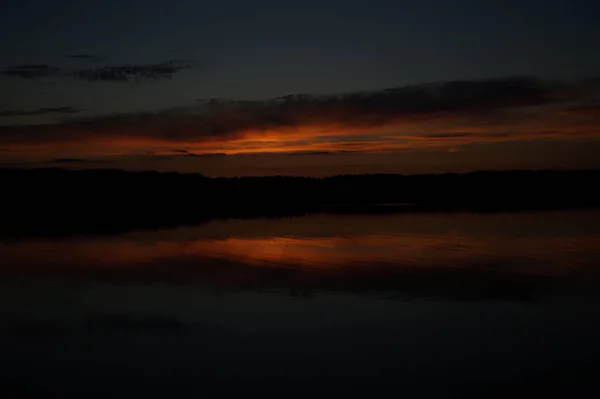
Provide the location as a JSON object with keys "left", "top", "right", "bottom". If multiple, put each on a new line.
{"left": 1, "top": 209, "right": 599, "bottom": 397}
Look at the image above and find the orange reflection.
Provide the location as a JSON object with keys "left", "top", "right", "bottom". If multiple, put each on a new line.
{"left": 1, "top": 232, "right": 599, "bottom": 276}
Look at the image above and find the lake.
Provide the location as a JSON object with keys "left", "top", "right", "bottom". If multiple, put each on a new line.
{"left": 1, "top": 209, "right": 600, "bottom": 397}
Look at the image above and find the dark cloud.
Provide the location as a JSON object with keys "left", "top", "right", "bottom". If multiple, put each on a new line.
{"left": 71, "top": 59, "right": 193, "bottom": 82}
{"left": 49, "top": 158, "right": 87, "bottom": 163}
{"left": 152, "top": 149, "right": 228, "bottom": 157}
{"left": 2, "top": 64, "right": 61, "bottom": 79}
{"left": 2, "top": 60, "right": 192, "bottom": 82}
{"left": 0, "top": 76, "right": 590, "bottom": 152}
{"left": 288, "top": 151, "right": 336, "bottom": 156}
{"left": 49, "top": 158, "right": 112, "bottom": 164}
{"left": 185, "top": 76, "right": 566, "bottom": 135}
{"left": 63, "top": 54, "right": 96, "bottom": 60}
{"left": 186, "top": 152, "right": 227, "bottom": 157}
{"left": 287, "top": 151, "right": 351, "bottom": 156}
{"left": 426, "top": 133, "right": 475, "bottom": 139}
{"left": 0, "top": 106, "right": 81, "bottom": 117}
{"left": 420, "top": 131, "right": 563, "bottom": 141}
{"left": 559, "top": 104, "right": 600, "bottom": 116}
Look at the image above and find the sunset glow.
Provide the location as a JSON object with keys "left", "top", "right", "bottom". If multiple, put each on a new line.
{"left": 1, "top": 75, "right": 599, "bottom": 174}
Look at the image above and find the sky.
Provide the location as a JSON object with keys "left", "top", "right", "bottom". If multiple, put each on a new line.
{"left": 1, "top": 0, "right": 600, "bottom": 176}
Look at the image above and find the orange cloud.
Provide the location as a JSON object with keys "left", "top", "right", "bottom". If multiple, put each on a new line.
{"left": 0, "top": 75, "right": 598, "bottom": 161}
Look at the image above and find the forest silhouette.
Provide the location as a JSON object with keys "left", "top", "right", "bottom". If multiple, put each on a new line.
{"left": 2, "top": 168, "right": 600, "bottom": 238}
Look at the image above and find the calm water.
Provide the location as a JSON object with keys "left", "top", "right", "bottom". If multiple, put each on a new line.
{"left": 1, "top": 209, "right": 600, "bottom": 397}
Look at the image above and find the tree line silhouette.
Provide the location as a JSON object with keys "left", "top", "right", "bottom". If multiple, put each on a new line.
{"left": 2, "top": 168, "right": 599, "bottom": 238}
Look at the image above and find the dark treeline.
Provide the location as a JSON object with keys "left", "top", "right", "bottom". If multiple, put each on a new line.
{"left": 2, "top": 168, "right": 600, "bottom": 237}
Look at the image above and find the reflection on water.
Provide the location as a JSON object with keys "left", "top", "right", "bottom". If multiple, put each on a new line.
{"left": 3, "top": 209, "right": 600, "bottom": 271}
{"left": 1, "top": 209, "right": 600, "bottom": 397}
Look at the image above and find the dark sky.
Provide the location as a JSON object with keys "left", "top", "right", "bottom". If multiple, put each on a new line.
{"left": 1, "top": 0, "right": 600, "bottom": 175}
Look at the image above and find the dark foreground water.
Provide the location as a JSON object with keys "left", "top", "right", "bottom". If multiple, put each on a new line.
{"left": 1, "top": 209, "right": 600, "bottom": 397}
